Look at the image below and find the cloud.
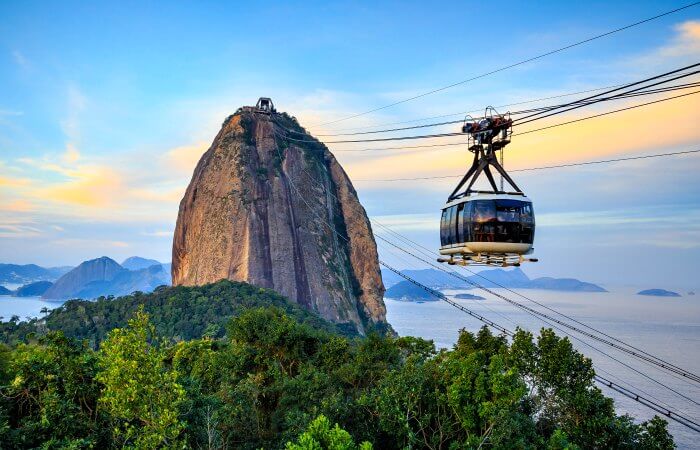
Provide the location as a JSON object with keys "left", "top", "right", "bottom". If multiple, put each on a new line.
{"left": 62, "top": 144, "right": 80, "bottom": 164}
{"left": 35, "top": 165, "right": 124, "bottom": 207}
{"left": 0, "top": 175, "right": 31, "bottom": 188}
{"left": 0, "top": 223, "right": 42, "bottom": 238}
{"left": 141, "top": 230, "right": 173, "bottom": 237}
{"left": 2, "top": 200, "right": 34, "bottom": 212}
{"left": 163, "top": 141, "right": 208, "bottom": 174}
{"left": 340, "top": 90, "right": 700, "bottom": 184}
{"left": 11, "top": 50, "right": 29, "bottom": 69}
{"left": 655, "top": 20, "right": 700, "bottom": 59}
{"left": 52, "top": 238, "right": 129, "bottom": 248}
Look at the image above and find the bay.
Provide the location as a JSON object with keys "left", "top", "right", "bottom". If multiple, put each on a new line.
{"left": 0, "top": 295, "right": 65, "bottom": 321}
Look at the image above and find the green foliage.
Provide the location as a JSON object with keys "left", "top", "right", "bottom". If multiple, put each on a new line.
{"left": 0, "top": 332, "right": 107, "bottom": 448}
{"left": 0, "top": 299, "right": 677, "bottom": 449}
{"left": 286, "top": 415, "right": 372, "bottom": 450}
{"left": 0, "top": 280, "right": 356, "bottom": 347}
{"left": 97, "top": 307, "right": 185, "bottom": 448}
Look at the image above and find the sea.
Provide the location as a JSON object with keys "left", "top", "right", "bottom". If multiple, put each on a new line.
{"left": 1, "top": 287, "right": 698, "bottom": 448}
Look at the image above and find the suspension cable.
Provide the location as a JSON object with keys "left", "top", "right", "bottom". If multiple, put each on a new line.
{"left": 380, "top": 260, "right": 700, "bottom": 433}
{"left": 269, "top": 114, "right": 700, "bottom": 428}
{"left": 311, "top": 2, "right": 700, "bottom": 127}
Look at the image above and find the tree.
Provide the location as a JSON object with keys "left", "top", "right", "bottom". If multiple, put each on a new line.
{"left": 97, "top": 307, "right": 185, "bottom": 449}
{"left": 0, "top": 333, "right": 106, "bottom": 448}
{"left": 286, "top": 415, "right": 372, "bottom": 450}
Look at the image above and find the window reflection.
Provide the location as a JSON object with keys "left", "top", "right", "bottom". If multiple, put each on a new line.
{"left": 441, "top": 199, "right": 535, "bottom": 247}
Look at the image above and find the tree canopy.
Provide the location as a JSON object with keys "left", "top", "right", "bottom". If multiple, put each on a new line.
{"left": 0, "top": 281, "right": 676, "bottom": 449}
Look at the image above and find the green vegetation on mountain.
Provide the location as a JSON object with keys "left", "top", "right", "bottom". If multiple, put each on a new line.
{"left": 0, "top": 281, "right": 674, "bottom": 449}
{"left": 0, "top": 280, "right": 355, "bottom": 346}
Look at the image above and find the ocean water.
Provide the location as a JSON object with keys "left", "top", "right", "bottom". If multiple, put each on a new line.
{"left": 0, "top": 295, "right": 65, "bottom": 321}
{"left": 385, "top": 287, "right": 700, "bottom": 449}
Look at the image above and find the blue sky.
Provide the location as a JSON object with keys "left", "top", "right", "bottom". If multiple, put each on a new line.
{"left": 1, "top": 1, "right": 699, "bottom": 289}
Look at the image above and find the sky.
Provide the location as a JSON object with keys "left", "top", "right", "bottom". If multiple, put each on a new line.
{"left": 0, "top": 1, "right": 699, "bottom": 290}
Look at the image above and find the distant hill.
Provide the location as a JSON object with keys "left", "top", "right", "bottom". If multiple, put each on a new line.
{"left": 0, "top": 286, "right": 12, "bottom": 295}
{"left": 121, "top": 256, "right": 161, "bottom": 271}
{"left": 0, "top": 280, "right": 356, "bottom": 346}
{"left": 75, "top": 264, "right": 169, "bottom": 299}
{"left": 43, "top": 257, "right": 125, "bottom": 300}
{"left": 381, "top": 267, "right": 606, "bottom": 292}
{"left": 527, "top": 277, "right": 607, "bottom": 292}
{"left": 385, "top": 280, "right": 438, "bottom": 302}
{"left": 454, "top": 293, "right": 485, "bottom": 300}
{"left": 40, "top": 256, "right": 173, "bottom": 300}
{"left": 637, "top": 289, "right": 680, "bottom": 297}
{"left": 15, "top": 281, "right": 53, "bottom": 297}
{"left": 381, "top": 268, "right": 466, "bottom": 289}
{"left": 0, "top": 263, "right": 72, "bottom": 286}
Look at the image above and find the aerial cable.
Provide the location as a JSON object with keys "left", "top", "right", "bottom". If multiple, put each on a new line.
{"left": 314, "top": 76, "right": 696, "bottom": 134}
{"left": 380, "top": 260, "right": 700, "bottom": 433}
{"left": 278, "top": 102, "right": 700, "bottom": 389}
{"left": 287, "top": 81, "right": 700, "bottom": 138}
{"left": 276, "top": 86, "right": 700, "bottom": 145}
{"left": 380, "top": 251, "right": 699, "bottom": 419}
{"left": 513, "top": 64, "right": 700, "bottom": 125}
{"left": 377, "top": 240, "right": 522, "bottom": 328}
{"left": 374, "top": 227, "right": 700, "bottom": 386}
{"left": 271, "top": 116, "right": 700, "bottom": 424}
{"left": 298, "top": 76, "right": 700, "bottom": 138}
{"left": 312, "top": 83, "right": 635, "bottom": 133}
{"left": 516, "top": 89, "right": 700, "bottom": 136}
{"left": 375, "top": 233, "right": 700, "bottom": 408}
{"left": 353, "top": 148, "right": 700, "bottom": 182}
{"left": 311, "top": 2, "right": 700, "bottom": 127}
{"left": 378, "top": 222, "right": 700, "bottom": 390}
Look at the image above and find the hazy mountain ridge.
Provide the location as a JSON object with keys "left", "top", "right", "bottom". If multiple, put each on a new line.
{"left": 22, "top": 256, "right": 172, "bottom": 300}
{"left": 381, "top": 267, "right": 607, "bottom": 292}
{"left": 0, "top": 263, "right": 72, "bottom": 286}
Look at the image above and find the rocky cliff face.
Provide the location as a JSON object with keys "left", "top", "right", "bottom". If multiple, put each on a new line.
{"left": 43, "top": 256, "right": 125, "bottom": 299}
{"left": 172, "top": 107, "right": 387, "bottom": 334}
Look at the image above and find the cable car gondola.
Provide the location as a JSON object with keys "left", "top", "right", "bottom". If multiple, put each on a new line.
{"left": 438, "top": 108, "right": 537, "bottom": 267}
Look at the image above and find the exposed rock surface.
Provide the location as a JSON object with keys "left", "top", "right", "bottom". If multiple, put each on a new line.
{"left": 43, "top": 257, "right": 125, "bottom": 299}
{"left": 172, "top": 107, "right": 387, "bottom": 333}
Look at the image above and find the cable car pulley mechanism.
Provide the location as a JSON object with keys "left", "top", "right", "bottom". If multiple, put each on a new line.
{"left": 438, "top": 107, "right": 538, "bottom": 267}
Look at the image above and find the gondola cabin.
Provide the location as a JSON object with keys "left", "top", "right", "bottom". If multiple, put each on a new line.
{"left": 439, "top": 193, "right": 535, "bottom": 265}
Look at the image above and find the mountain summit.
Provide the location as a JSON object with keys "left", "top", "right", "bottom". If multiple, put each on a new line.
{"left": 172, "top": 103, "right": 387, "bottom": 333}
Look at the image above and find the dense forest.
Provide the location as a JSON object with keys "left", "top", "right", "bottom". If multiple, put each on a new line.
{"left": 0, "top": 281, "right": 360, "bottom": 346}
{"left": 0, "top": 281, "right": 674, "bottom": 448}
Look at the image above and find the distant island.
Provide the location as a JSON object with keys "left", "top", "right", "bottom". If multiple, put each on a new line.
{"left": 381, "top": 267, "right": 607, "bottom": 293}
{"left": 0, "top": 286, "right": 12, "bottom": 296}
{"left": 385, "top": 280, "right": 438, "bottom": 302}
{"left": 637, "top": 289, "right": 681, "bottom": 297}
{"left": 454, "top": 293, "right": 485, "bottom": 300}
